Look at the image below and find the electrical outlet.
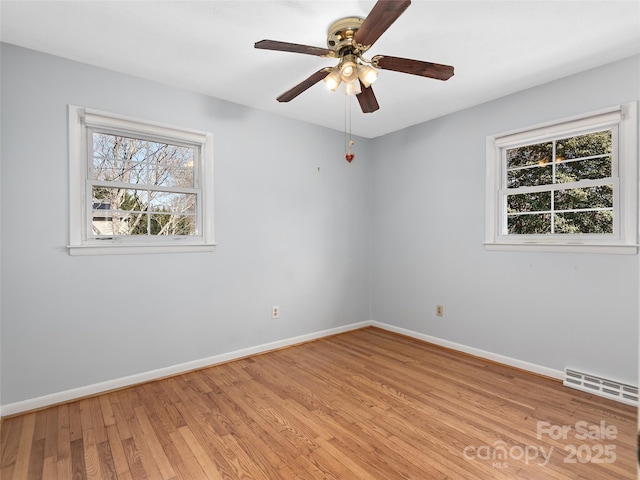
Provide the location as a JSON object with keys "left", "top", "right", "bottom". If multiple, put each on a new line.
{"left": 272, "top": 306, "right": 279, "bottom": 319}
{"left": 436, "top": 305, "right": 444, "bottom": 317}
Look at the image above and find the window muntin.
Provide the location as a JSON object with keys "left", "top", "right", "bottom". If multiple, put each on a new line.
{"left": 68, "top": 105, "right": 215, "bottom": 255}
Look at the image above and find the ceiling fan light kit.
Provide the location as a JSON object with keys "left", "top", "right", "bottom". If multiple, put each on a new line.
{"left": 322, "top": 54, "right": 377, "bottom": 95}
{"left": 255, "top": 0, "right": 454, "bottom": 161}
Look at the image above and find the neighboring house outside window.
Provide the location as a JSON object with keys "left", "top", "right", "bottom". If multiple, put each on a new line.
{"left": 485, "top": 103, "right": 638, "bottom": 254}
{"left": 68, "top": 106, "right": 215, "bottom": 255}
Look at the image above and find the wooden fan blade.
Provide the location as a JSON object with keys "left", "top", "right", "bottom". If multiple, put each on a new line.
{"left": 356, "top": 82, "right": 380, "bottom": 113}
{"left": 276, "top": 68, "right": 331, "bottom": 103}
{"left": 255, "top": 40, "right": 334, "bottom": 58}
{"left": 354, "top": 0, "right": 411, "bottom": 48}
{"left": 373, "top": 55, "right": 454, "bottom": 80}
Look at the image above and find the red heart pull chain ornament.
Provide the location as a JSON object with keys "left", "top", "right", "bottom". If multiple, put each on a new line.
{"left": 345, "top": 140, "right": 355, "bottom": 163}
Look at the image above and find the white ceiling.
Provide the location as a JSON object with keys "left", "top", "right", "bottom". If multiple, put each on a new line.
{"left": 1, "top": 1, "right": 639, "bottom": 138}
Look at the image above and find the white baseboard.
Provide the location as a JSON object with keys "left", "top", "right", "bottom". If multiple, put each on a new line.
{"left": 372, "top": 321, "right": 565, "bottom": 380}
{"left": 1, "top": 321, "right": 370, "bottom": 417}
{"left": 2, "top": 320, "right": 566, "bottom": 417}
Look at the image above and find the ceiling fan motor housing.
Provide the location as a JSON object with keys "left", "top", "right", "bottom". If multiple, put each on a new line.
{"left": 326, "top": 17, "right": 369, "bottom": 55}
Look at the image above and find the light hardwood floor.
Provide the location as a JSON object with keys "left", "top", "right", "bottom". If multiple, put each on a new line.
{"left": 1, "top": 327, "right": 637, "bottom": 479}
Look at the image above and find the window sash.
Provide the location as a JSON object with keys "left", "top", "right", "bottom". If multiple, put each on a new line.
{"left": 89, "top": 130, "right": 200, "bottom": 189}
{"left": 86, "top": 129, "right": 204, "bottom": 241}
{"left": 497, "top": 125, "right": 620, "bottom": 239}
{"left": 86, "top": 182, "right": 203, "bottom": 240}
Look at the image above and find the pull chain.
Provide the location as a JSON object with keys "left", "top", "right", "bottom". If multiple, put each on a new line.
{"left": 344, "top": 93, "right": 355, "bottom": 163}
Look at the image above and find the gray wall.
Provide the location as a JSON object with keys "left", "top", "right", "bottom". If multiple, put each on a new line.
{"left": 1, "top": 43, "right": 638, "bottom": 407}
{"left": 371, "top": 55, "right": 640, "bottom": 385}
{"left": 0, "top": 44, "right": 372, "bottom": 405}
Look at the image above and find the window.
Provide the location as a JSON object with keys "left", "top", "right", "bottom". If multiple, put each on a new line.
{"left": 485, "top": 103, "right": 637, "bottom": 253}
{"left": 68, "top": 106, "right": 215, "bottom": 255}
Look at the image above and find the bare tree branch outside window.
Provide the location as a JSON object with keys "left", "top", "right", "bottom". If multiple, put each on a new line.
{"left": 90, "top": 133, "right": 197, "bottom": 237}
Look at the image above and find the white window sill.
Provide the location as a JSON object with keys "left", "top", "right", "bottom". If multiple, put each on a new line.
{"left": 484, "top": 242, "right": 638, "bottom": 255}
{"left": 68, "top": 243, "right": 217, "bottom": 256}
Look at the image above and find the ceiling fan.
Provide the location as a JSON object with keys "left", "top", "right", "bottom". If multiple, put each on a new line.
{"left": 254, "top": 0, "right": 454, "bottom": 114}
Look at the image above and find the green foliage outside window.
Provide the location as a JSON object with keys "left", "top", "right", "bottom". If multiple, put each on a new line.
{"left": 505, "top": 131, "right": 613, "bottom": 235}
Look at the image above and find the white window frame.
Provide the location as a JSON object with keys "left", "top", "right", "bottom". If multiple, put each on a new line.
{"left": 485, "top": 102, "right": 638, "bottom": 254}
{"left": 68, "top": 105, "right": 215, "bottom": 255}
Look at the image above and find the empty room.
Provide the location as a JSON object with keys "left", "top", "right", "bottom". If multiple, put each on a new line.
{"left": 1, "top": 1, "right": 639, "bottom": 479}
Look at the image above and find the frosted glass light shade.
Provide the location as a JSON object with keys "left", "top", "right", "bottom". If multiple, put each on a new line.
{"left": 340, "top": 60, "right": 359, "bottom": 83}
{"left": 323, "top": 69, "right": 342, "bottom": 92}
{"left": 344, "top": 79, "right": 362, "bottom": 96}
{"left": 357, "top": 64, "right": 378, "bottom": 88}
